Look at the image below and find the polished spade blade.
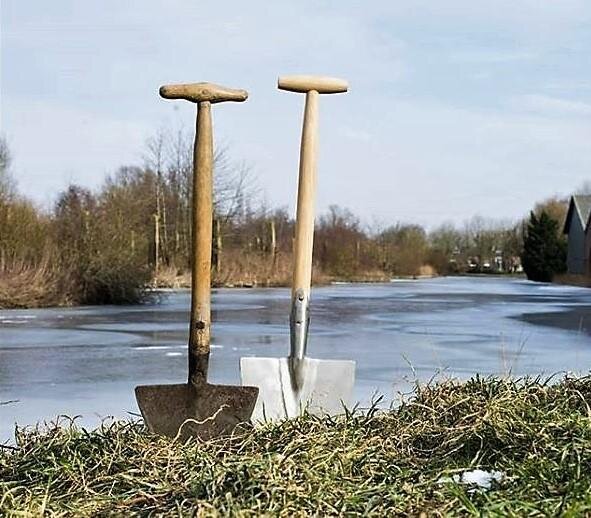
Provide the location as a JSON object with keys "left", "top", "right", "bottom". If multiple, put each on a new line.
{"left": 240, "top": 357, "right": 355, "bottom": 422}
{"left": 135, "top": 382, "right": 259, "bottom": 441}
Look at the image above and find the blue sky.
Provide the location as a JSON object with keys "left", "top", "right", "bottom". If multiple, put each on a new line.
{"left": 1, "top": 1, "right": 591, "bottom": 227}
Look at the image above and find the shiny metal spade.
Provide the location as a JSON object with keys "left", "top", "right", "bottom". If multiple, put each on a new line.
{"left": 240, "top": 76, "right": 355, "bottom": 421}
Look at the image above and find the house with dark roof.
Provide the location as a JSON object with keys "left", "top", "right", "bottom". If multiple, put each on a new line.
{"left": 563, "top": 195, "right": 591, "bottom": 275}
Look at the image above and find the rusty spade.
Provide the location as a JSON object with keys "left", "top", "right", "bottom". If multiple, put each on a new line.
{"left": 135, "top": 82, "right": 258, "bottom": 440}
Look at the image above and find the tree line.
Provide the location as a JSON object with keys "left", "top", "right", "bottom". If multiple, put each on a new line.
{"left": 0, "top": 131, "right": 575, "bottom": 308}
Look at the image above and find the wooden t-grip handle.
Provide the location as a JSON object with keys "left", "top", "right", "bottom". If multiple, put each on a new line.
{"left": 278, "top": 75, "right": 348, "bottom": 94}
{"left": 160, "top": 82, "right": 248, "bottom": 104}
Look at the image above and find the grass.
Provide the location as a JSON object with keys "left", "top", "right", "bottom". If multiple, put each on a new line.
{"left": 2, "top": 375, "right": 591, "bottom": 516}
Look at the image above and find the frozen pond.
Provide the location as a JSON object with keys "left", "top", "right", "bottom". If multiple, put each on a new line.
{"left": 1, "top": 276, "right": 590, "bottom": 442}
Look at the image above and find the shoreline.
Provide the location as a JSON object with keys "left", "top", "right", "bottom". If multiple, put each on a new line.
{"left": 1, "top": 272, "right": 567, "bottom": 311}
{"left": 4, "top": 272, "right": 588, "bottom": 311}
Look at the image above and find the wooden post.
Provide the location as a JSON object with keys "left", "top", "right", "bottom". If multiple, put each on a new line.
{"left": 154, "top": 213, "right": 160, "bottom": 271}
{"left": 269, "top": 218, "right": 277, "bottom": 272}
{"left": 161, "top": 187, "right": 168, "bottom": 264}
{"left": 213, "top": 216, "right": 222, "bottom": 274}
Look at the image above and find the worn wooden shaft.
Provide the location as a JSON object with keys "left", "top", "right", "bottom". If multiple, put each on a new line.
{"left": 292, "top": 90, "right": 319, "bottom": 299}
{"left": 189, "top": 101, "right": 213, "bottom": 383}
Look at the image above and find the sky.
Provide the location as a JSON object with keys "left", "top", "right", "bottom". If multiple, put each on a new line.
{"left": 1, "top": 0, "right": 591, "bottom": 228}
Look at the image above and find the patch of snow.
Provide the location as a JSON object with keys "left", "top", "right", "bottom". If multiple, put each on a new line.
{"left": 439, "top": 469, "right": 504, "bottom": 490}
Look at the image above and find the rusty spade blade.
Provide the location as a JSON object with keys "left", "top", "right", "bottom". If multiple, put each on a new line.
{"left": 135, "top": 382, "right": 258, "bottom": 441}
{"left": 135, "top": 82, "right": 257, "bottom": 440}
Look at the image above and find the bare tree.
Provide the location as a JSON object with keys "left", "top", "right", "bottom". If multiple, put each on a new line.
{"left": 144, "top": 129, "right": 168, "bottom": 269}
{"left": 213, "top": 146, "right": 258, "bottom": 224}
{"left": 0, "top": 136, "right": 14, "bottom": 200}
{"left": 576, "top": 180, "right": 591, "bottom": 195}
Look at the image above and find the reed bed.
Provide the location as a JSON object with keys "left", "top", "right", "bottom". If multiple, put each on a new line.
{"left": 2, "top": 375, "right": 591, "bottom": 516}
{"left": 0, "top": 261, "right": 67, "bottom": 309}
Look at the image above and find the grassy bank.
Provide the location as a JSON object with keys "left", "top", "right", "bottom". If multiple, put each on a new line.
{"left": 3, "top": 375, "right": 591, "bottom": 516}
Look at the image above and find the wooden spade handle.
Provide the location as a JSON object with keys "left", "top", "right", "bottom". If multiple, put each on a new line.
{"left": 292, "top": 90, "right": 319, "bottom": 299}
{"left": 189, "top": 101, "right": 214, "bottom": 383}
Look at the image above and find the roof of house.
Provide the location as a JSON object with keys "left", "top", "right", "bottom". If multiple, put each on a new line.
{"left": 563, "top": 195, "right": 591, "bottom": 234}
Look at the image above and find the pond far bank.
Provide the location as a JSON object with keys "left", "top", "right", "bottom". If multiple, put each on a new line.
{"left": 1, "top": 265, "right": 441, "bottom": 310}
{"left": 1, "top": 267, "right": 588, "bottom": 312}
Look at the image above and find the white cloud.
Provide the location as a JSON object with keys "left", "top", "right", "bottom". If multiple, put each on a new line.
{"left": 449, "top": 50, "right": 537, "bottom": 64}
{"left": 544, "top": 80, "right": 591, "bottom": 92}
{"left": 339, "top": 127, "right": 372, "bottom": 143}
{"left": 514, "top": 94, "right": 591, "bottom": 117}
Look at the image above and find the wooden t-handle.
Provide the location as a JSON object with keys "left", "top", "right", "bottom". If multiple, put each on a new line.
{"left": 278, "top": 75, "right": 348, "bottom": 94}
{"left": 160, "top": 82, "right": 248, "bottom": 104}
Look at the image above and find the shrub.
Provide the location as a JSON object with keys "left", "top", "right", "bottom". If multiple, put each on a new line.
{"left": 521, "top": 211, "right": 567, "bottom": 282}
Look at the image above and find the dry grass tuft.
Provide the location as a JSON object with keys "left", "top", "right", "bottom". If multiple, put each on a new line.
{"left": 0, "top": 261, "right": 67, "bottom": 309}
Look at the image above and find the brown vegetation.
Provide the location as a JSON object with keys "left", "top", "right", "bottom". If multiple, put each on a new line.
{"left": 0, "top": 261, "right": 65, "bottom": 309}
{"left": 0, "top": 132, "right": 533, "bottom": 309}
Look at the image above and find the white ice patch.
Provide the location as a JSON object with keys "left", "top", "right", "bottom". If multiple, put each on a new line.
{"left": 439, "top": 469, "right": 503, "bottom": 490}
{"left": 0, "top": 315, "right": 37, "bottom": 323}
{"left": 136, "top": 344, "right": 223, "bottom": 351}
{"left": 136, "top": 345, "right": 183, "bottom": 351}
